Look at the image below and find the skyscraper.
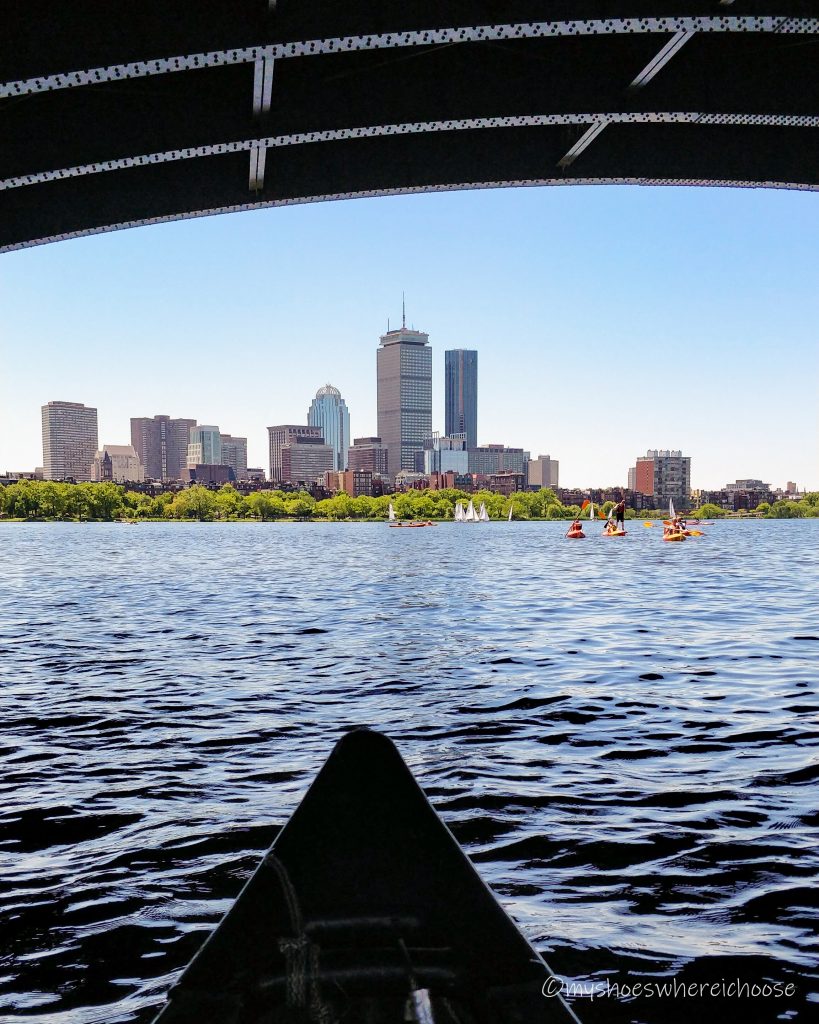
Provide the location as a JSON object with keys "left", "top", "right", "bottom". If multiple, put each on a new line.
{"left": 187, "top": 426, "right": 222, "bottom": 468}
{"left": 377, "top": 321, "right": 432, "bottom": 477}
{"left": 307, "top": 385, "right": 350, "bottom": 471}
{"left": 527, "top": 455, "right": 559, "bottom": 489}
{"left": 220, "top": 434, "right": 248, "bottom": 481}
{"left": 131, "top": 415, "right": 196, "bottom": 481}
{"left": 445, "top": 349, "right": 478, "bottom": 450}
{"left": 41, "top": 401, "right": 98, "bottom": 481}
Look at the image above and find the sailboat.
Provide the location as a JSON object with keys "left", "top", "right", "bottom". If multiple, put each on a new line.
{"left": 507, "top": 506, "right": 513, "bottom": 522}
{"left": 454, "top": 501, "right": 465, "bottom": 522}
{"left": 388, "top": 502, "right": 396, "bottom": 523}
{"left": 463, "top": 499, "right": 479, "bottom": 523}
{"left": 478, "top": 503, "right": 490, "bottom": 522}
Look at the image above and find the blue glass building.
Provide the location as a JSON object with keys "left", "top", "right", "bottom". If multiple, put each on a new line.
{"left": 445, "top": 349, "right": 478, "bottom": 451}
{"left": 308, "top": 385, "right": 351, "bottom": 471}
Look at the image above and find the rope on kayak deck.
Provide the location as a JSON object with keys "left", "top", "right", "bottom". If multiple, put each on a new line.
{"left": 265, "top": 852, "right": 335, "bottom": 1024}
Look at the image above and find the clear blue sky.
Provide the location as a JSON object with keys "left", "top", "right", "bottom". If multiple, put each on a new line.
{"left": 1, "top": 184, "right": 817, "bottom": 490}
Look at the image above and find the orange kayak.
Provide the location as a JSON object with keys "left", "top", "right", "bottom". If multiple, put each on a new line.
{"left": 663, "top": 532, "right": 686, "bottom": 542}
{"left": 603, "top": 529, "right": 626, "bottom": 537}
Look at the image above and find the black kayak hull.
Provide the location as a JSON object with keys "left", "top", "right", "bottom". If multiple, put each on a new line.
{"left": 152, "top": 729, "right": 580, "bottom": 1023}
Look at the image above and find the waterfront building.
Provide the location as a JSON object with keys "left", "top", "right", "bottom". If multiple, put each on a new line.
{"left": 186, "top": 425, "right": 222, "bottom": 468}
{"left": 347, "top": 436, "right": 389, "bottom": 477}
{"left": 527, "top": 455, "right": 559, "bottom": 490}
{"left": 220, "top": 434, "right": 248, "bottom": 481}
{"left": 422, "top": 433, "right": 468, "bottom": 476}
{"left": 468, "top": 444, "right": 530, "bottom": 482}
{"left": 268, "top": 425, "right": 324, "bottom": 483}
{"left": 376, "top": 321, "right": 432, "bottom": 477}
{"left": 444, "top": 349, "right": 478, "bottom": 450}
{"left": 247, "top": 467, "right": 266, "bottom": 482}
{"left": 91, "top": 444, "right": 144, "bottom": 483}
{"left": 308, "top": 385, "right": 350, "bottom": 471}
{"left": 325, "top": 469, "right": 375, "bottom": 497}
{"left": 41, "top": 400, "right": 98, "bottom": 481}
{"left": 489, "top": 472, "right": 525, "bottom": 496}
{"left": 131, "top": 415, "right": 196, "bottom": 481}
{"left": 280, "top": 436, "right": 335, "bottom": 485}
{"left": 630, "top": 449, "right": 691, "bottom": 509}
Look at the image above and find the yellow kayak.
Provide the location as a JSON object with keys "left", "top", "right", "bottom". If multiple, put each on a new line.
{"left": 663, "top": 531, "right": 686, "bottom": 542}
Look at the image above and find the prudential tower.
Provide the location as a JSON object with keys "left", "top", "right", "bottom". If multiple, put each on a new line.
{"left": 376, "top": 312, "right": 432, "bottom": 478}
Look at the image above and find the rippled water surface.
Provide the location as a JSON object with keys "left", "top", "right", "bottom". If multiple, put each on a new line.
{"left": 1, "top": 520, "right": 818, "bottom": 1023}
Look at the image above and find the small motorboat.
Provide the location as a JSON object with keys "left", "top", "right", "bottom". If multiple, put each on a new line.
{"left": 151, "top": 730, "right": 580, "bottom": 1024}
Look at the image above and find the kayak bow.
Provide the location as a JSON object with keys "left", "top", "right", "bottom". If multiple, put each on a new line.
{"left": 152, "top": 729, "right": 580, "bottom": 1024}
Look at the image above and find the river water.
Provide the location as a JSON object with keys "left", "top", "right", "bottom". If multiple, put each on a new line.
{"left": 1, "top": 520, "right": 817, "bottom": 1023}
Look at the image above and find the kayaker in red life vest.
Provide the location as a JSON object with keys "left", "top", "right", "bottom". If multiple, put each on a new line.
{"left": 566, "top": 518, "right": 585, "bottom": 539}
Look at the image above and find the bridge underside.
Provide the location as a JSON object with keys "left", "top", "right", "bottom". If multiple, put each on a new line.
{"left": 2, "top": 1, "right": 818, "bottom": 252}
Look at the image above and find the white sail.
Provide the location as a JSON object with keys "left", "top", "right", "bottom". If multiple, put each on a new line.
{"left": 465, "top": 500, "right": 478, "bottom": 522}
{"left": 507, "top": 506, "right": 513, "bottom": 522}
{"left": 589, "top": 501, "right": 594, "bottom": 520}
{"left": 479, "top": 503, "right": 490, "bottom": 522}
{"left": 454, "top": 501, "right": 464, "bottom": 522}
{"left": 388, "top": 502, "right": 396, "bottom": 522}
{"left": 669, "top": 498, "right": 676, "bottom": 519}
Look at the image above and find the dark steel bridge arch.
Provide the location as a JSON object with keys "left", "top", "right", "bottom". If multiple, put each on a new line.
{"left": 2, "top": 1, "right": 818, "bottom": 252}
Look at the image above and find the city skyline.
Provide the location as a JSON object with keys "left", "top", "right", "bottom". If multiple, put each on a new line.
{"left": 2, "top": 186, "right": 817, "bottom": 490}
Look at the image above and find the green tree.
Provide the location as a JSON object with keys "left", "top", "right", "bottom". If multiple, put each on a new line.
{"left": 768, "top": 499, "right": 802, "bottom": 519}
{"left": 36, "top": 481, "right": 65, "bottom": 519}
{"left": 88, "top": 482, "right": 124, "bottom": 520}
{"left": 284, "top": 492, "right": 315, "bottom": 518}
{"left": 694, "top": 503, "right": 725, "bottom": 519}
{"left": 170, "top": 485, "right": 218, "bottom": 520}
{"left": 246, "top": 491, "right": 285, "bottom": 520}
{"left": 215, "top": 484, "right": 244, "bottom": 519}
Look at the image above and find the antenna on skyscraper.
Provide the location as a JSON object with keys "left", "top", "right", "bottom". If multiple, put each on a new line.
{"left": 402, "top": 292, "right": 406, "bottom": 329}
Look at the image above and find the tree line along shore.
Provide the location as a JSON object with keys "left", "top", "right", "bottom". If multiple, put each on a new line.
{"left": 1, "top": 480, "right": 816, "bottom": 522}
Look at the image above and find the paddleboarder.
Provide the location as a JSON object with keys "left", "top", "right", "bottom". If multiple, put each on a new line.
{"left": 613, "top": 498, "right": 626, "bottom": 529}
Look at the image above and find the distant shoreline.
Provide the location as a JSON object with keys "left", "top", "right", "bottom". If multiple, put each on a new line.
{"left": 0, "top": 515, "right": 793, "bottom": 525}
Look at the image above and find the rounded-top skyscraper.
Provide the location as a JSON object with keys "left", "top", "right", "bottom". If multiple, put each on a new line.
{"left": 308, "top": 384, "right": 350, "bottom": 471}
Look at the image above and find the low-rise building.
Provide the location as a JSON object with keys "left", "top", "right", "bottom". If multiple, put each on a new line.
{"left": 182, "top": 464, "right": 235, "bottom": 485}
{"left": 324, "top": 469, "right": 377, "bottom": 497}
{"left": 488, "top": 472, "right": 525, "bottom": 496}
{"left": 91, "top": 444, "right": 144, "bottom": 483}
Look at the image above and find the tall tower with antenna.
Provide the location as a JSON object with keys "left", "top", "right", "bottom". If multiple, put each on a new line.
{"left": 376, "top": 301, "right": 431, "bottom": 479}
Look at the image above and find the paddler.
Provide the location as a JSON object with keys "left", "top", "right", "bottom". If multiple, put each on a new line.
{"left": 566, "top": 518, "right": 585, "bottom": 539}
{"left": 613, "top": 498, "right": 626, "bottom": 530}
